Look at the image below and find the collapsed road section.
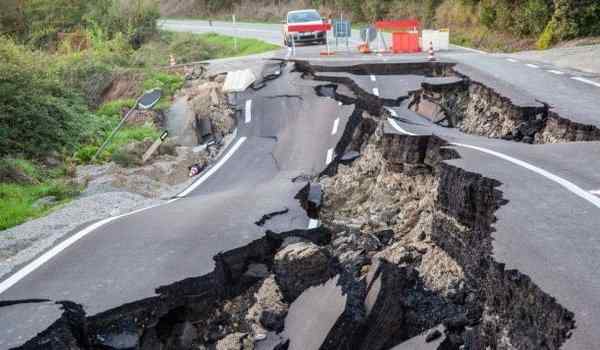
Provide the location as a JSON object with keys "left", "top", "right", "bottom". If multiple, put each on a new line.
{"left": 12, "top": 59, "right": 600, "bottom": 350}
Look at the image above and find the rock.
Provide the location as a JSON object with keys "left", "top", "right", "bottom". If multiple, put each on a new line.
{"left": 244, "top": 263, "right": 270, "bottom": 279}
{"left": 246, "top": 275, "right": 288, "bottom": 332}
{"left": 274, "top": 241, "right": 331, "bottom": 301}
{"left": 97, "top": 331, "right": 139, "bottom": 349}
{"left": 158, "top": 138, "right": 178, "bottom": 156}
{"left": 216, "top": 332, "right": 252, "bottom": 350}
{"left": 425, "top": 329, "right": 442, "bottom": 343}
{"left": 32, "top": 196, "right": 58, "bottom": 209}
{"left": 372, "top": 229, "right": 394, "bottom": 245}
{"left": 372, "top": 242, "right": 420, "bottom": 266}
{"left": 164, "top": 322, "right": 197, "bottom": 350}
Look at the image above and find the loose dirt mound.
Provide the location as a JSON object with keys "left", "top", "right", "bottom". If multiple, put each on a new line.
{"left": 100, "top": 70, "right": 144, "bottom": 104}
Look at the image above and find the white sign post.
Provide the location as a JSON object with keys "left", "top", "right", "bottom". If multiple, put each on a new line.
{"left": 232, "top": 15, "right": 238, "bottom": 51}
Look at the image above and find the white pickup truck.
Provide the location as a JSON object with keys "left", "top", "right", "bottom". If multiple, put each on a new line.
{"left": 282, "top": 9, "right": 327, "bottom": 46}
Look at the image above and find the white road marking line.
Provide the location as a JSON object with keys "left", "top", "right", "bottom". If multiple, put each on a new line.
{"left": 386, "top": 119, "right": 600, "bottom": 209}
{"left": 245, "top": 99, "right": 252, "bottom": 123}
{"left": 0, "top": 134, "right": 249, "bottom": 293}
{"left": 526, "top": 64, "right": 540, "bottom": 69}
{"left": 450, "top": 44, "right": 488, "bottom": 55}
{"left": 0, "top": 204, "right": 160, "bottom": 295}
{"left": 370, "top": 74, "right": 376, "bottom": 82}
{"left": 507, "top": 58, "right": 518, "bottom": 63}
{"left": 547, "top": 70, "right": 565, "bottom": 75}
{"left": 178, "top": 137, "right": 247, "bottom": 197}
{"left": 591, "top": 190, "right": 600, "bottom": 196}
{"left": 372, "top": 87, "right": 380, "bottom": 96}
{"left": 326, "top": 148, "right": 334, "bottom": 165}
{"left": 572, "top": 77, "right": 600, "bottom": 88}
{"left": 387, "top": 118, "right": 417, "bottom": 136}
{"left": 331, "top": 118, "right": 340, "bottom": 135}
{"left": 308, "top": 219, "right": 320, "bottom": 229}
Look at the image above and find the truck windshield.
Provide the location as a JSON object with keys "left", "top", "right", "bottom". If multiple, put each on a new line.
{"left": 287, "top": 11, "right": 321, "bottom": 23}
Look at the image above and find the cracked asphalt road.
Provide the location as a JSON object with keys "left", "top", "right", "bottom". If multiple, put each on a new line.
{"left": 2, "top": 19, "right": 600, "bottom": 349}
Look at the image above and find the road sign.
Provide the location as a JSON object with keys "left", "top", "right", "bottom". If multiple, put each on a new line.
{"left": 360, "top": 26, "right": 377, "bottom": 43}
{"left": 138, "top": 89, "right": 162, "bottom": 109}
{"left": 332, "top": 20, "right": 351, "bottom": 38}
{"left": 142, "top": 131, "right": 169, "bottom": 164}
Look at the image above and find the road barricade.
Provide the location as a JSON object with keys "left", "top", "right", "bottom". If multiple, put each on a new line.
{"left": 287, "top": 23, "right": 333, "bottom": 56}
{"left": 421, "top": 29, "right": 449, "bottom": 51}
{"left": 375, "top": 19, "right": 422, "bottom": 54}
{"left": 392, "top": 32, "right": 420, "bottom": 53}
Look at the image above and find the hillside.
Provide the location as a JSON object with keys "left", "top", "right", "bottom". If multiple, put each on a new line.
{"left": 160, "top": 0, "right": 600, "bottom": 51}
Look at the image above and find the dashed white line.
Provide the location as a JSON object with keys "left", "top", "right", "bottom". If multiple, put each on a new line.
{"left": 372, "top": 87, "right": 380, "bottom": 96}
{"left": 526, "top": 64, "right": 540, "bottom": 69}
{"left": 547, "top": 70, "right": 565, "bottom": 75}
{"left": 572, "top": 77, "right": 600, "bottom": 88}
{"left": 245, "top": 99, "right": 252, "bottom": 123}
{"left": 326, "top": 148, "right": 334, "bottom": 165}
{"left": 385, "top": 117, "right": 600, "bottom": 209}
{"left": 331, "top": 118, "right": 340, "bottom": 135}
{"left": 507, "top": 58, "right": 518, "bottom": 63}
{"left": 370, "top": 74, "right": 377, "bottom": 82}
{"left": 308, "top": 219, "right": 320, "bottom": 229}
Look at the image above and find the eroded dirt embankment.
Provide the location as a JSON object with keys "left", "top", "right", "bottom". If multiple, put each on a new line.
{"left": 13, "top": 61, "right": 577, "bottom": 350}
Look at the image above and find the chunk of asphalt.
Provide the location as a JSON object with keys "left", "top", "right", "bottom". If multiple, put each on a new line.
{"left": 294, "top": 182, "right": 322, "bottom": 219}
{"left": 307, "top": 183, "right": 322, "bottom": 208}
{"left": 278, "top": 274, "right": 365, "bottom": 350}
{"left": 339, "top": 150, "right": 360, "bottom": 164}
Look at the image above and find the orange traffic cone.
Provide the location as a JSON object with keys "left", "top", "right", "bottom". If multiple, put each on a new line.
{"left": 427, "top": 42, "right": 436, "bottom": 61}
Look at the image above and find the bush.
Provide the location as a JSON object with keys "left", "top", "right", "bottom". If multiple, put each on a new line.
{"left": 143, "top": 71, "right": 184, "bottom": 98}
{"left": 513, "top": 0, "right": 553, "bottom": 36}
{"left": 0, "top": 38, "right": 93, "bottom": 158}
{"left": 537, "top": 20, "right": 557, "bottom": 49}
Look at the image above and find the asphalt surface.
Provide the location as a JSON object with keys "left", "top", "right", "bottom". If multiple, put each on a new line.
{"left": 1, "top": 19, "right": 600, "bottom": 349}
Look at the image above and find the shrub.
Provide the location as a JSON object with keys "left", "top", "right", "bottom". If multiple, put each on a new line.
{"left": 143, "top": 71, "right": 184, "bottom": 98}
{"left": 537, "top": 20, "right": 557, "bottom": 49}
{"left": 513, "top": 0, "right": 553, "bottom": 36}
{"left": 0, "top": 38, "right": 93, "bottom": 158}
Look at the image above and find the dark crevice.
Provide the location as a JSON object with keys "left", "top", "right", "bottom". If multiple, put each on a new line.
{"left": 255, "top": 208, "right": 290, "bottom": 227}
{"left": 0, "top": 299, "right": 51, "bottom": 308}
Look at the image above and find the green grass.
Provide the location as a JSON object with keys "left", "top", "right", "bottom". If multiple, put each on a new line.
{"left": 133, "top": 31, "right": 279, "bottom": 67}
{"left": 201, "top": 32, "right": 280, "bottom": 57}
{"left": 74, "top": 99, "right": 161, "bottom": 164}
{"left": 0, "top": 159, "right": 80, "bottom": 230}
